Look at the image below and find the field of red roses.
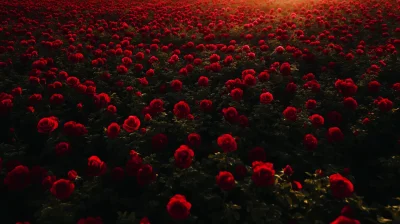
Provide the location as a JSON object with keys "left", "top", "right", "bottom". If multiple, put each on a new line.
{"left": 1, "top": 0, "right": 400, "bottom": 223}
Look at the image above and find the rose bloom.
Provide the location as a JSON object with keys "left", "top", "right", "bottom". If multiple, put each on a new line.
{"left": 173, "top": 101, "right": 191, "bottom": 119}
{"left": 87, "top": 156, "right": 107, "bottom": 176}
{"left": 304, "top": 134, "right": 318, "bottom": 151}
{"left": 107, "top": 122, "right": 120, "bottom": 138}
{"left": 37, "top": 117, "right": 58, "bottom": 134}
{"left": 260, "top": 92, "right": 273, "bottom": 104}
{"left": 187, "top": 133, "right": 201, "bottom": 147}
{"left": 137, "top": 164, "right": 156, "bottom": 186}
{"left": 309, "top": 114, "right": 324, "bottom": 128}
{"left": 222, "top": 107, "right": 238, "bottom": 123}
{"left": 167, "top": 194, "right": 192, "bottom": 220}
{"left": 123, "top": 116, "right": 141, "bottom": 132}
{"left": 216, "top": 171, "right": 235, "bottom": 191}
{"left": 329, "top": 173, "right": 354, "bottom": 198}
{"left": 174, "top": 145, "right": 195, "bottom": 169}
{"left": 50, "top": 179, "right": 75, "bottom": 200}
{"left": 252, "top": 162, "right": 275, "bottom": 187}
{"left": 4, "top": 165, "right": 30, "bottom": 191}
{"left": 217, "top": 134, "right": 237, "bottom": 153}
{"left": 283, "top": 106, "right": 297, "bottom": 121}
{"left": 327, "top": 127, "right": 344, "bottom": 142}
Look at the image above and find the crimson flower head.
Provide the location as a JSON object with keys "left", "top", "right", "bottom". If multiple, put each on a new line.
{"left": 87, "top": 156, "right": 107, "bottom": 176}
{"left": 173, "top": 101, "right": 191, "bottom": 119}
{"left": 217, "top": 134, "right": 237, "bottom": 153}
{"left": 174, "top": 145, "right": 194, "bottom": 169}
{"left": 37, "top": 117, "right": 58, "bottom": 134}
{"left": 167, "top": 194, "right": 192, "bottom": 220}
{"left": 50, "top": 179, "right": 75, "bottom": 200}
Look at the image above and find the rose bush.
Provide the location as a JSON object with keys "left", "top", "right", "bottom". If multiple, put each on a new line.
{"left": 0, "top": 0, "right": 399, "bottom": 223}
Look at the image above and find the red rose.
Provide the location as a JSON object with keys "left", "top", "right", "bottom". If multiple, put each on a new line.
{"left": 152, "top": 133, "right": 168, "bottom": 150}
{"left": 50, "top": 179, "right": 75, "bottom": 200}
{"left": 87, "top": 156, "right": 107, "bottom": 176}
{"left": 243, "top": 74, "right": 256, "bottom": 86}
{"left": 362, "top": 117, "right": 371, "bottom": 125}
{"left": 144, "top": 113, "right": 152, "bottom": 121}
{"left": 122, "top": 116, "right": 141, "bottom": 132}
{"left": 199, "top": 99, "right": 213, "bottom": 112}
{"left": 107, "top": 105, "right": 117, "bottom": 114}
{"left": 187, "top": 133, "right": 201, "bottom": 147}
{"left": 28, "top": 93, "right": 42, "bottom": 105}
{"left": 217, "top": 134, "right": 237, "bottom": 153}
{"left": 137, "top": 164, "right": 156, "bottom": 186}
{"left": 0, "top": 99, "right": 13, "bottom": 114}
{"left": 376, "top": 98, "right": 393, "bottom": 112}
{"left": 198, "top": 76, "right": 209, "bottom": 87}
{"left": 94, "top": 93, "right": 110, "bottom": 108}
{"left": 252, "top": 162, "right": 275, "bottom": 187}
{"left": 68, "top": 170, "right": 78, "bottom": 180}
{"left": 309, "top": 114, "right": 324, "bottom": 128}
{"left": 230, "top": 88, "right": 243, "bottom": 101}
{"left": 327, "top": 127, "right": 344, "bottom": 143}
{"left": 42, "top": 175, "right": 56, "bottom": 189}
{"left": 222, "top": 107, "right": 238, "bottom": 123}
{"left": 330, "top": 216, "right": 360, "bottom": 224}
{"left": 174, "top": 145, "right": 194, "bottom": 169}
{"left": 77, "top": 217, "right": 103, "bottom": 224}
{"left": 238, "top": 115, "right": 249, "bottom": 127}
{"left": 55, "top": 142, "right": 71, "bottom": 156}
{"left": 107, "top": 122, "right": 121, "bottom": 138}
{"left": 216, "top": 171, "right": 235, "bottom": 191}
{"left": 260, "top": 92, "right": 273, "bottom": 104}
{"left": 170, "top": 79, "right": 183, "bottom": 91}
{"left": 139, "top": 217, "right": 150, "bottom": 224}
{"left": 283, "top": 165, "right": 294, "bottom": 176}
{"left": 280, "top": 62, "right": 291, "bottom": 76}
{"left": 285, "top": 82, "right": 297, "bottom": 93}
{"left": 329, "top": 173, "right": 354, "bottom": 198}
{"left": 4, "top": 165, "right": 30, "bottom": 190}
{"left": 305, "top": 99, "right": 317, "bottom": 109}
{"left": 368, "top": 81, "right": 381, "bottom": 93}
{"left": 335, "top": 79, "right": 358, "bottom": 96}
{"left": 37, "top": 117, "right": 59, "bottom": 134}
{"left": 173, "top": 101, "right": 191, "bottom": 119}
{"left": 248, "top": 146, "right": 266, "bottom": 162}
{"left": 11, "top": 87, "right": 22, "bottom": 96}
{"left": 283, "top": 106, "right": 297, "bottom": 121}
{"left": 343, "top": 97, "right": 358, "bottom": 110}
{"left": 258, "top": 71, "right": 270, "bottom": 82}
{"left": 146, "top": 69, "right": 155, "bottom": 77}
{"left": 303, "top": 134, "right": 318, "bottom": 151}
{"left": 149, "top": 99, "right": 164, "bottom": 114}
{"left": 167, "top": 194, "right": 192, "bottom": 220}
{"left": 63, "top": 121, "right": 87, "bottom": 136}
{"left": 292, "top": 181, "right": 303, "bottom": 191}
{"left": 50, "top": 94, "right": 64, "bottom": 105}
{"left": 126, "top": 153, "right": 143, "bottom": 176}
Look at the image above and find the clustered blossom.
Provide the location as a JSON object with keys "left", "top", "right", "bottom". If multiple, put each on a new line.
{"left": 0, "top": 0, "right": 397, "bottom": 223}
